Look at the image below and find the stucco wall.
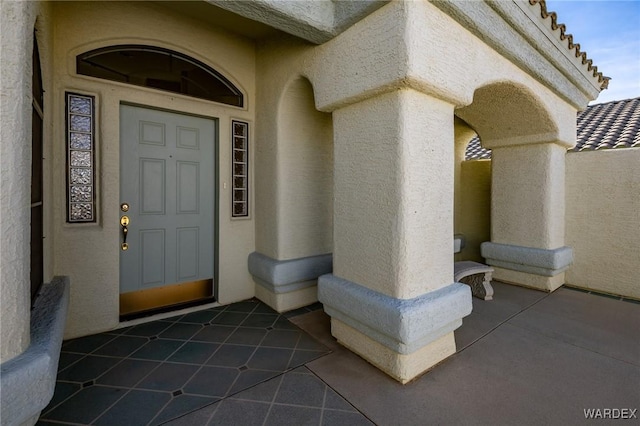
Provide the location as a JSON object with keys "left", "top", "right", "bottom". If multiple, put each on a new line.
{"left": 50, "top": 2, "right": 257, "bottom": 338}
{"left": 254, "top": 36, "right": 316, "bottom": 261}
{"left": 276, "top": 77, "right": 333, "bottom": 260}
{"left": 565, "top": 149, "right": 640, "bottom": 299}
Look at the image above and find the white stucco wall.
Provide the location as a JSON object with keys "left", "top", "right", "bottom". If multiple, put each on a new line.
{"left": 50, "top": 2, "right": 257, "bottom": 338}
{"left": 255, "top": 37, "right": 308, "bottom": 260}
{"left": 277, "top": 77, "right": 333, "bottom": 260}
{"left": 566, "top": 149, "right": 640, "bottom": 299}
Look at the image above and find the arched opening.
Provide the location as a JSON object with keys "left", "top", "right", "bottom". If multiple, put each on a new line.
{"left": 455, "top": 81, "right": 570, "bottom": 291}
{"left": 454, "top": 117, "right": 491, "bottom": 262}
{"left": 76, "top": 45, "right": 244, "bottom": 107}
{"left": 456, "top": 82, "right": 558, "bottom": 143}
{"left": 276, "top": 77, "right": 333, "bottom": 259}
{"left": 453, "top": 119, "right": 491, "bottom": 263}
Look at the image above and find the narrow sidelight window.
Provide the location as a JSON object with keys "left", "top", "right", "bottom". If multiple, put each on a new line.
{"left": 231, "top": 120, "right": 249, "bottom": 217}
{"left": 65, "top": 92, "right": 96, "bottom": 223}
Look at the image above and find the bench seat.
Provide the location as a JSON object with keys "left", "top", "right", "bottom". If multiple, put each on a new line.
{"left": 454, "top": 261, "right": 494, "bottom": 300}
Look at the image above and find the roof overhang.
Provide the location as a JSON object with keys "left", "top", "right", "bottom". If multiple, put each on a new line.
{"left": 431, "top": 0, "right": 607, "bottom": 108}
{"left": 205, "top": 0, "right": 388, "bottom": 44}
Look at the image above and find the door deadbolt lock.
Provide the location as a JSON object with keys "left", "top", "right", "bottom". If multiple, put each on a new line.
{"left": 120, "top": 203, "right": 129, "bottom": 212}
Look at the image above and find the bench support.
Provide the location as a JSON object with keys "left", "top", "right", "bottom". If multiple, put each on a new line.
{"left": 454, "top": 261, "right": 494, "bottom": 300}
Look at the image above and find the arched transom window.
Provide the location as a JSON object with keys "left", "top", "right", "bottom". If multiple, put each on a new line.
{"left": 77, "top": 45, "right": 243, "bottom": 107}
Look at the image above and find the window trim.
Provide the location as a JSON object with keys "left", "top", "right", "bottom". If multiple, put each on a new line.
{"left": 231, "top": 120, "right": 249, "bottom": 218}
{"left": 76, "top": 45, "right": 244, "bottom": 107}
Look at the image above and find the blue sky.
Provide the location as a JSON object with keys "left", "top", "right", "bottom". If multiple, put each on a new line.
{"left": 545, "top": 0, "right": 640, "bottom": 104}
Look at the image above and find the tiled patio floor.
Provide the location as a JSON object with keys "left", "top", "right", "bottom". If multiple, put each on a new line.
{"left": 37, "top": 300, "right": 335, "bottom": 425}
{"left": 38, "top": 283, "right": 640, "bottom": 425}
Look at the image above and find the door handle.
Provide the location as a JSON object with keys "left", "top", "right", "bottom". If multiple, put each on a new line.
{"left": 120, "top": 215, "right": 130, "bottom": 251}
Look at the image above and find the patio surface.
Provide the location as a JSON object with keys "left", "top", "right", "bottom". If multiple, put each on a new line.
{"left": 37, "top": 283, "right": 639, "bottom": 425}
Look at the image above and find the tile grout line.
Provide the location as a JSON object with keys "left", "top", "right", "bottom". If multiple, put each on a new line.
{"left": 319, "top": 384, "right": 328, "bottom": 425}
{"left": 216, "top": 305, "right": 271, "bottom": 401}
{"left": 154, "top": 303, "right": 297, "bottom": 425}
{"left": 456, "top": 290, "right": 555, "bottom": 354}
{"left": 146, "top": 305, "right": 241, "bottom": 426}
{"left": 42, "top": 302, "right": 330, "bottom": 426}
{"left": 261, "top": 374, "right": 286, "bottom": 426}
{"left": 88, "top": 322, "right": 181, "bottom": 423}
{"left": 305, "top": 367, "right": 377, "bottom": 425}
{"left": 90, "top": 319, "right": 197, "bottom": 426}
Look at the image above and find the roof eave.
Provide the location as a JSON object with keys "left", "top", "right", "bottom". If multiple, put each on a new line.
{"left": 431, "top": 0, "right": 606, "bottom": 109}
{"left": 206, "top": 0, "right": 388, "bottom": 44}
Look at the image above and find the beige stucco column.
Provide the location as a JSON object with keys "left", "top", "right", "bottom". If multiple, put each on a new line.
{"left": 481, "top": 139, "right": 573, "bottom": 291}
{"left": 318, "top": 89, "right": 472, "bottom": 383}
{"left": 0, "top": 0, "right": 35, "bottom": 363}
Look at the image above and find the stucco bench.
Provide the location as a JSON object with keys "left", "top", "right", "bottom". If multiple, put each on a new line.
{"left": 454, "top": 261, "right": 494, "bottom": 300}
{"left": 0, "top": 277, "right": 69, "bottom": 426}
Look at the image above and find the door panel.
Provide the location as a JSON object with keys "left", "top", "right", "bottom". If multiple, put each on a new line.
{"left": 120, "top": 105, "right": 215, "bottom": 295}
{"left": 140, "top": 158, "right": 166, "bottom": 214}
{"left": 177, "top": 227, "right": 199, "bottom": 280}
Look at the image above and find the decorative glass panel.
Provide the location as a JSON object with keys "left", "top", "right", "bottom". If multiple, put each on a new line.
{"left": 70, "top": 114, "right": 91, "bottom": 132}
{"left": 66, "top": 92, "right": 96, "bottom": 223}
{"left": 69, "top": 97, "right": 92, "bottom": 115}
{"left": 70, "top": 185, "right": 92, "bottom": 202}
{"left": 70, "top": 151, "right": 91, "bottom": 167}
{"left": 70, "top": 203, "right": 93, "bottom": 221}
{"left": 70, "top": 168, "right": 92, "bottom": 185}
{"left": 231, "top": 120, "right": 249, "bottom": 218}
{"left": 70, "top": 132, "right": 92, "bottom": 150}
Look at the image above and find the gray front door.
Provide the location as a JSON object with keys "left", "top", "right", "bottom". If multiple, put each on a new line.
{"left": 119, "top": 105, "right": 215, "bottom": 294}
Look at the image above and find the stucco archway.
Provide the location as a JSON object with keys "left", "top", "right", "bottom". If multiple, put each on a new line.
{"left": 251, "top": 76, "right": 334, "bottom": 312}
{"left": 454, "top": 119, "right": 490, "bottom": 264}
{"left": 456, "top": 81, "right": 574, "bottom": 292}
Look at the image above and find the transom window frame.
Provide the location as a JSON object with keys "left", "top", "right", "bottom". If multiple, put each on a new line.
{"left": 76, "top": 44, "right": 244, "bottom": 108}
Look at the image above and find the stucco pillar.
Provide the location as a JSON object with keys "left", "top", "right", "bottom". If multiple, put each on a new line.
{"left": 318, "top": 89, "right": 472, "bottom": 383}
{"left": 481, "top": 141, "right": 572, "bottom": 291}
{"left": 0, "top": 0, "right": 34, "bottom": 363}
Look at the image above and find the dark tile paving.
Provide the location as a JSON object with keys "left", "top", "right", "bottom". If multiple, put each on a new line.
{"left": 163, "top": 367, "right": 373, "bottom": 426}
{"left": 38, "top": 299, "right": 330, "bottom": 426}
{"left": 39, "top": 285, "right": 639, "bottom": 425}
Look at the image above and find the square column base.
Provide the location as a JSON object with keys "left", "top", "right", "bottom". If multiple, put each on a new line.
{"left": 332, "top": 319, "right": 456, "bottom": 384}
{"left": 255, "top": 284, "right": 318, "bottom": 313}
{"left": 492, "top": 267, "right": 565, "bottom": 292}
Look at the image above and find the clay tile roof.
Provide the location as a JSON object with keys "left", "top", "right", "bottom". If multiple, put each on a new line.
{"left": 465, "top": 97, "right": 640, "bottom": 160}
{"left": 529, "top": 0, "right": 610, "bottom": 90}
